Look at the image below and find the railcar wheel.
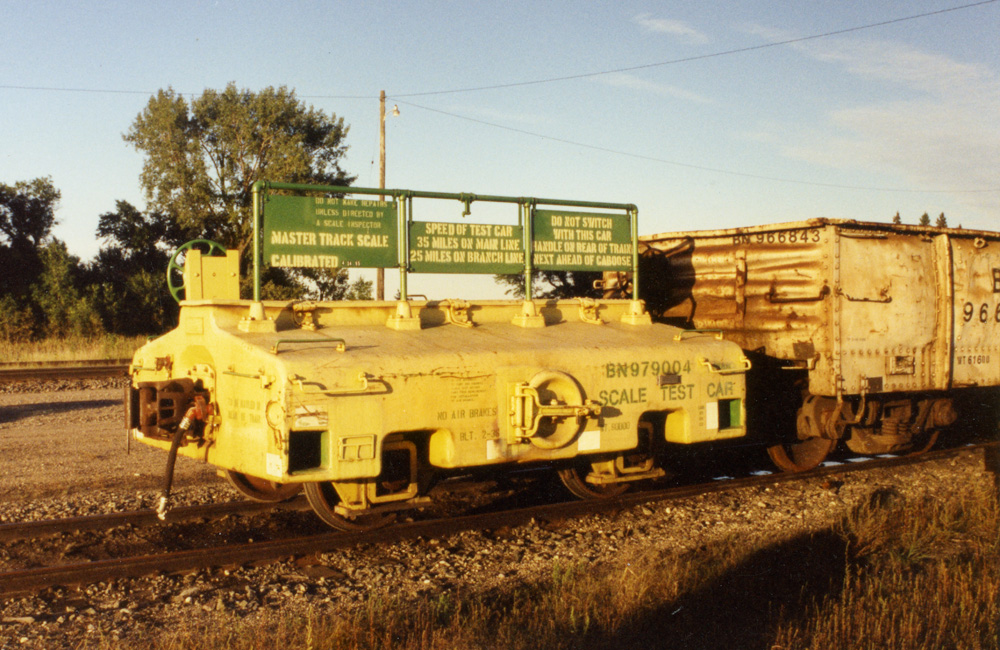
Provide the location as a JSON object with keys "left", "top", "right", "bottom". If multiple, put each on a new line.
{"left": 907, "top": 429, "right": 940, "bottom": 456}
{"left": 557, "top": 466, "right": 628, "bottom": 499}
{"left": 766, "top": 437, "right": 836, "bottom": 472}
{"left": 223, "top": 470, "right": 302, "bottom": 503}
{"left": 304, "top": 482, "right": 395, "bottom": 531}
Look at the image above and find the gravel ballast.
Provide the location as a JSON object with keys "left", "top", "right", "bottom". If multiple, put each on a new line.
{"left": 0, "top": 382, "right": 994, "bottom": 649}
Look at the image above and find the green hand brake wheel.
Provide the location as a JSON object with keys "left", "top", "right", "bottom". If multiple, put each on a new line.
{"left": 167, "top": 239, "right": 228, "bottom": 303}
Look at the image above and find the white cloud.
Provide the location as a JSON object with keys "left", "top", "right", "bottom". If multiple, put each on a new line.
{"left": 741, "top": 22, "right": 993, "bottom": 93}
{"left": 741, "top": 24, "right": 1000, "bottom": 213}
{"left": 805, "top": 39, "right": 990, "bottom": 96}
{"left": 634, "top": 14, "right": 709, "bottom": 44}
{"left": 599, "top": 73, "right": 713, "bottom": 104}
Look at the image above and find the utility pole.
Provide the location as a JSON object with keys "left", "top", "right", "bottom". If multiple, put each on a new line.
{"left": 378, "top": 90, "right": 386, "bottom": 300}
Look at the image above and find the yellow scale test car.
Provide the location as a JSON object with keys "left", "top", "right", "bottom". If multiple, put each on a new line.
{"left": 127, "top": 183, "right": 749, "bottom": 530}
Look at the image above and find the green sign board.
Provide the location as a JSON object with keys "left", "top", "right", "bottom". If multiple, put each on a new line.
{"left": 532, "top": 210, "right": 631, "bottom": 271}
{"left": 263, "top": 195, "right": 398, "bottom": 269}
{"left": 409, "top": 221, "right": 524, "bottom": 274}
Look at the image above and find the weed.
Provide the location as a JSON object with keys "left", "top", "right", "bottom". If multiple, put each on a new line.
{"left": 774, "top": 483, "right": 999, "bottom": 650}
{"left": 0, "top": 333, "right": 145, "bottom": 362}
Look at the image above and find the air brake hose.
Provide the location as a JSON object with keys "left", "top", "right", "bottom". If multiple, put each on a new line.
{"left": 156, "top": 396, "right": 209, "bottom": 520}
{"left": 155, "top": 423, "right": 188, "bottom": 520}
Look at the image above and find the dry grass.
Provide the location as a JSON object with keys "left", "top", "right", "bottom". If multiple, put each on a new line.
{"left": 90, "top": 483, "right": 997, "bottom": 650}
{"left": 772, "top": 483, "right": 999, "bottom": 650}
{"left": 0, "top": 334, "right": 146, "bottom": 362}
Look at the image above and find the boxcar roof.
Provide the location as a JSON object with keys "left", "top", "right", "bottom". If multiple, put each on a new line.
{"left": 642, "top": 218, "right": 1000, "bottom": 243}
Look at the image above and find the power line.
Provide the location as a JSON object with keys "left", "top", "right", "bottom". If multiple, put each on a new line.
{"left": 2, "top": 1, "right": 994, "bottom": 101}
{"left": 0, "top": 84, "right": 155, "bottom": 96}
{"left": 0, "top": 84, "right": 374, "bottom": 100}
{"left": 6, "top": 82, "right": 992, "bottom": 193}
{"left": 390, "top": 0, "right": 999, "bottom": 97}
{"left": 394, "top": 99, "right": 999, "bottom": 194}
{"left": 1, "top": 2, "right": 996, "bottom": 194}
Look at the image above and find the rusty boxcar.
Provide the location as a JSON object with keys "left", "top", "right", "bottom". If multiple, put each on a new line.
{"left": 611, "top": 219, "right": 1000, "bottom": 470}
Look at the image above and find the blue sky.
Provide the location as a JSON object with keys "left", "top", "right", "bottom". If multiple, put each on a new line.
{"left": 2, "top": 0, "right": 998, "bottom": 298}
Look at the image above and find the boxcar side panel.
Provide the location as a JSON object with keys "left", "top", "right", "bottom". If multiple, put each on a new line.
{"left": 951, "top": 236, "right": 1000, "bottom": 387}
{"left": 641, "top": 223, "right": 835, "bottom": 384}
{"left": 638, "top": 220, "right": 1000, "bottom": 398}
{"left": 835, "top": 230, "right": 945, "bottom": 395}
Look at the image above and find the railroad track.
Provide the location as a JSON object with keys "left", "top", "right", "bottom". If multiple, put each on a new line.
{"left": 0, "top": 359, "right": 131, "bottom": 383}
{"left": 0, "top": 472, "right": 526, "bottom": 543}
{"left": 0, "top": 499, "right": 312, "bottom": 543}
{"left": 1, "top": 442, "right": 995, "bottom": 598}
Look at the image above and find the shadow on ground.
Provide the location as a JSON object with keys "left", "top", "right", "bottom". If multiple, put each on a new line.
{"left": 585, "top": 527, "right": 848, "bottom": 650}
{"left": 0, "top": 399, "right": 119, "bottom": 423}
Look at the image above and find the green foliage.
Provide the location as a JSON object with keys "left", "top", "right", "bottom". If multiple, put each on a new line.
{"left": 0, "top": 294, "right": 35, "bottom": 340}
{"left": 124, "top": 83, "right": 355, "bottom": 255}
{"left": 85, "top": 201, "right": 181, "bottom": 335}
{"left": 0, "top": 177, "right": 90, "bottom": 340}
{"left": 345, "top": 276, "right": 373, "bottom": 300}
{"left": 0, "top": 177, "right": 60, "bottom": 299}
{"left": 494, "top": 270, "right": 602, "bottom": 299}
{"left": 88, "top": 269, "right": 175, "bottom": 336}
{"left": 96, "top": 199, "right": 189, "bottom": 254}
{"left": 242, "top": 268, "right": 373, "bottom": 302}
{"left": 0, "top": 176, "right": 59, "bottom": 251}
{"left": 31, "top": 241, "right": 103, "bottom": 338}
{"left": 299, "top": 268, "right": 373, "bottom": 300}
{"left": 242, "top": 265, "right": 306, "bottom": 301}
{"left": 892, "top": 212, "right": 949, "bottom": 228}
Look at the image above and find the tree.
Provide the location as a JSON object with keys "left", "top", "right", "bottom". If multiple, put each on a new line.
{"left": 892, "top": 212, "right": 902, "bottom": 225}
{"left": 0, "top": 177, "right": 59, "bottom": 252}
{"left": 84, "top": 201, "right": 186, "bottom": 335}
{"left": 95, "top": 200, "right": 188, "bottom": 258}
{"left": 494, "top": 270, "right": 602, "bottom": 299}
{"left": 31, "top": 241, "right": 102, "bottom": 338}
{"left": 935, "top": 212, "right": 948, "bottom": 228}
{"left": 0, "top": 294, "right": 34, "bottom": 341}
{"left": 0, "top": 177, "right": 104, "bottom": 339}
{"left": 918, "top": 212, "right": 931, "bottom": 226}
{"left": 345, "top": 277, "right": 373, "bottom": 300}
{"left": 124, "top": 83, "right": 355, "bottom": 258}
{"left": 306, "top": 269, "right": 373, "bottom": 301}
{"left": 0, "top": 177, "right": 60, "bottom": 298}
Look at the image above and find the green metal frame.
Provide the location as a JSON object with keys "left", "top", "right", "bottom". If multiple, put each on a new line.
{"left": 251, "top": 180, "right": 639, "bottom": 303}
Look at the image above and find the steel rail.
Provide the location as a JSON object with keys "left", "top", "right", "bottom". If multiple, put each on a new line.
{"left": 0, "top": 360, "right": 131, "bottom": 383}
{"left": 0, "top": 499, "right": 312, "bottom": 543}
{"left": 0, "top": 472, "right": 543, "bottom": 543}
{"left": 0, "top": 358, "right": 132, "bottom": 368}
{"left": 0, "top": 442, "right": 993, "bottom": 598}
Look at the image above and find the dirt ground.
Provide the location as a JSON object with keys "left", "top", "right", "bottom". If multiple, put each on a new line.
{"left": 0, "top": 382, "right": 217, "bottom": 502}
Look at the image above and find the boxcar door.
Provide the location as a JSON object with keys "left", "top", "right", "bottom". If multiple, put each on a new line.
{"left": 950, "top": 235, "right": 1000, "bottom": 388}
